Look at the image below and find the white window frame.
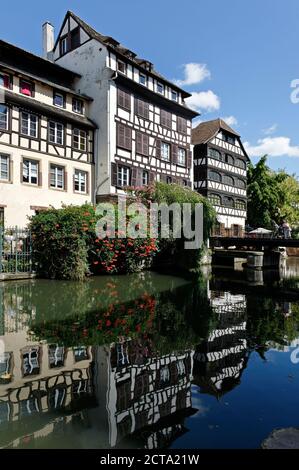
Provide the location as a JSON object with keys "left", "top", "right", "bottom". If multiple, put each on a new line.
{"left": 178, "top": 147, "right": 186, "bottom": 166}
{"left": 73, "top": 128, "right": 87, "bottom": 151}
{"left": 49, "top": 121, "right": 64, "bottom": 145}
{"left": 23, "top": 159, "right": 39, "bottom": 185}
{"left": 53, "top": 92, "right": 65, "bottom": 108}
{"left": 21, "top": 112, "right": 38, "bottom": 138}
{"left": 157, "top": 82, "right": 164, "bottom": 94}
{"left": 50, "top": 164, "right": 65, "bottom": 190}
{"left": 171, "top": 90, "right": 178, "bottom": 101}
{"left": 74, "top": 169, "right": 87, "bottom": 193}
{"left": 117, "top": 60, "right": 126, "bottom": 74}
{"left": 117, "top": 165, "right": 130, "bottom": 187}
{"left": 161, "top": 142, "right": 170, "bottom": 161}
{"left": 0, "top": 154, "right": 9, "bottom": 181}
{"left": 139, "top": 73, "right": 146, "bottom": 85}
{"left": 60, "top": 37, "right": 68, "bottom": 55}
{"left": 72, "top": 98, "right": 84, "bottom": 114}
{"left": 0, "top": 105, "right": 8, "bottom": 130}
{"left": 142, "top": 170, "right": 149, "bottom": 186}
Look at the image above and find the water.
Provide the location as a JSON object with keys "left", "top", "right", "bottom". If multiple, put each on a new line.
{"left": 0, "top": 261, "right": 299, "bottom": 449}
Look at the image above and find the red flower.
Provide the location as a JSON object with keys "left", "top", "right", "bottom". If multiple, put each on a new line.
{"left": 106, "top": 320, "right": 112, "bottom": 327}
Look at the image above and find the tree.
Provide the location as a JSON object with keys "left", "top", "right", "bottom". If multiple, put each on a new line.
{"left": 274, "top": 170, "right": 299, "bottom": 227}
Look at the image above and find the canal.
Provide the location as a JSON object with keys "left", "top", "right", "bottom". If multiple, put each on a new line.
{"left": 0, "top": 260, "right": 299, "bottom": 449}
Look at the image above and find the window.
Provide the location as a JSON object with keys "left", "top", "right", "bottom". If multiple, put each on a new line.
{"left": 135, "top": 98, "right": 149, "bottom": 119}
{"left": 166, "top": 176, "right": 172, "bottom": 184}
{"left": 73, "top": 128, "right": 87, "bottom": 151}
{"left": 160, "top": 109, "right": 172, "bottom": 128}
{"left": 21, "top": 112, "right": 38, "bottom": 138}
{"left": 223, "top": 175, "right": 234, "bottom": 186}
{"left": 208, "top": 193, "right": 221, "bottom": 205}
{"left": 73, "top": 347, "right": 89, "bottom": 362}
{"left": 171, "top": 90, "right": 178, "bottom": 101}
{"left": 74, "top": 169, "right": 87, "bottom": 193}
{"left": 23, "top": 159, "right": 38, "bottom": 185}
{"left": 236, "top": 158, "right": 246, "bottom": 169}
{"left": 117, "top": 165, "right": 130, "bottom": 187}
{"left": 48, "top": 345, "right": 65, "bottom": 368}
{"left": 177, "top": 116, "right": 187, "bottom": 134}
{"left": 223, "top": 196, "right": 234, "bottom": 207}
{"left": 20, "top": 79, "right": 34, "bottom": 97}
{"left": 117, "top": 123, "right": 132, "bottom": 150}
{"left": 236, "top": 199, "right": 246, "bottom": 210}
{"left": 49, "top": 121, "right": 64, "bottom": 145}
{"left": 50, "top": 164, "right": 65, "bottom": 189}
{"left": 117, "top": 60, "right": 126, "bottom": 74}
{"left": 0, "top": 207, "right": 4, "bottom": 227}
{"left": 139, "top": 73, "right": 146, "bottom": 85}
{"left": 157, "top": 82, "right": 164, "bottom": 94}
{"left": 178, "top": 147, "right": 186, "bottom": 166}
{"left": 223, "top": 133, "right": 235, "bottom": 145}
{"left": 72, "top": 98, "right": 84, "bottom": 114}
{"left": 117, "top": 88, "right": 131, "bottom": 111}
{"left": 161, "top": 142, "right": 170, "bottom": 161}
{"left": 0, "top": 105, "right": 8, "bottom": 130}
{"left": 142, "top": 170, "right": 149, "bottom": 186}
{"left": 225, "top": 154, "right": 234, "bottom": 165}
{"left": 0, "top": 73, "right": 11, "bottom": 89}
{"left": 208, "top": 148, "right": 222, "bottom": 160}
{"left": 60, "top": 36, "right": 68, "bottom": 55}
{"left": 236, "top": 178, "right": 246, "bottom": 189}
{"left": 70, "top": 27, "right": 80, "bottom": 49}
{"left": 136, "top": 132, "right": 149, "bottom": 156}
{"left": 209, "top": 170, "right": 221, "bottom": 182}
{"left": 53, "top": 92, "right": 65, "bottom": 108}
{"left": 22, "top": 347, "right": 40, "bottom": 376}
{"left": 0, "top": 154, "right": 9, "bottom": 181}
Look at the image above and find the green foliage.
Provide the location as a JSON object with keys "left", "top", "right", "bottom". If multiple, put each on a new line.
{"left": 247, "top": 155, "right": 299, "bottom": 229}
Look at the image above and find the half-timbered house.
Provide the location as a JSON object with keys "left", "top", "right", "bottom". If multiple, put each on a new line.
{"left": 0, "top": 39, "right": 95, "bottom": 226}
{"left": 192, "top": 119, "right": 249, "bottom": 236}
{"left": 52, "top": 11, "right": 198, "bottom": 200}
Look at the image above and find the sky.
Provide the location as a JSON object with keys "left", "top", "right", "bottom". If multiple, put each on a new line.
{"left": 1, "top": 0, "right": 299, "bottom": 175}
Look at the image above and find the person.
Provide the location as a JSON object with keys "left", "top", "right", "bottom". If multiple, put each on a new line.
{"left": 271, "top": 220, "right": 279, "bottom": 238}
{"left": 282, "top": 220, "right": 292, "bottom": 239}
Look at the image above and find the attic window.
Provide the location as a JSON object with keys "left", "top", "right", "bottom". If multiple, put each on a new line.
{"left": 117, "top": 60, "right": 126, "bottom": 74}
{"left": 157, "top": 82, "right": 164, "bottom": 94}
{"left": 139, "top": 73, "right": 146, "bottom": 85}
{"left": 20, "top": 79, "right": 34, "bottom": 97}
{"left": 70, "top": 27, "right": 80, "bottom": 49}
{"left": 223, "top": 133, "right": 235, "bottom": 145}
{"left": 0, "top": 73, "right": 11, "bottom": 89}
{"left": 60, "top": 36, "right": 68, "bottom": 55}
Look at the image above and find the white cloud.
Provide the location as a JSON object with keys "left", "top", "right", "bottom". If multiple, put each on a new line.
{"left": 192, "top": 117, "right": 202, "bottom": 128}
{"left": 186, "top": 90, "right": 220, "bottom": 112}
{"left": 244, "top": 136, "right": 299, "bottom": 158}
{"left": 174, "top": 63, "right": 211, "bottom": 87}
{"left": 262, "top": 123, "right": 277, "bottom": 135}
{"left": 221, "top": 115, "right": 238, "bottom": 127}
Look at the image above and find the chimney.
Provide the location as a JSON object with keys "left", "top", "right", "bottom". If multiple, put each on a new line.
{"left": 42, "top": 22, "right": 54, "bottom": 61}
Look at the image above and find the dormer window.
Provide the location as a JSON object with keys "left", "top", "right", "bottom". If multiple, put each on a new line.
{"left": 171, "top": 90, "right": 178, "bottom": 101}
{"left": 60, "top": 36, "right": 68, "bottom": 55}
{"left": 53, "top": 91, "right": 65, "bottom": 108}
{"left": 117, "top": 60, "right": 126, "bottom": 74}
{"left": 157, "top": 82, "right": 164, "bottom": 94}
{"left": 0, "top": 73, "right": 11, "bottom": 89}
{"left": 20, "top": 79, "right": 34, "bottom": 97}
{"left": 139, "top": 73, "right": 146, "bottom": 85}
{"left": 223, "top": 133, "right": 235, "bottom": 145}
{"left": 72, "top": 98, "right": 84, "bottom": 114}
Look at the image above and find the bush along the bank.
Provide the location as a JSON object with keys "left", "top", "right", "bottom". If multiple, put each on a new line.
{"left": 30, "top": 203, "right": 158, "bottom": 280}
{"left": 127, "top": 182, "right": 216, "bottom": 272}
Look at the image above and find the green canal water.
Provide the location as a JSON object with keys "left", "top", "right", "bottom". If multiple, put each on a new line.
{"left": 0, "top": 260, "right": 299, "bottom": 449}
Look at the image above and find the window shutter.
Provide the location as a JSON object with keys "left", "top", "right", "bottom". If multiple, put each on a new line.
{"left": 111, "top": 163, "right": 117, "bottom": 187}
{"left": 117, "top": 124, "right": 125, "bottom": 148}
{"left": 136, "top": 131, "right": 142, "bottom": 154}
{"left": 125, "top": 91, "right": 131, "bottom": 111}
{"left": 48, "top": 167, "right": 51, "bottom": 188}
{"left": 9, "top": 158, "right": 13, "bottom": 182}
{"left": 156, "top": 139, "right": 161, "bottom": 158}
{"left": 149, "top": 172, "right": 156, "bottom": 184}
{"left": 131, "top": 167, "right": 138, "bottom": 187}
{"left": 171, "top": 144, "right": 178, "bottom": 164}
{"left": 20, "top": 161, "right": 23, "bottom": 183}
{"left": 64, "top": 170, "right": 68, "bottom": 191}
{"left": 187, "top": 150, "right": 192, "bottom": 169}
{"left": 73, "top": 173, "right": 76, "bottom": 192}
{"left": 178, "top": 117, "right": 187, "bottom": 134}
{"left": 118, "top": 88, "right": 131, "bottom": 111}
{"left": 38, "top": 169, "right": 42, "bottom": 187}
{"left": 125, "top": 126, "right": 132, "bottom": 150}
{"left": 86, "top": 172, "right": 89, "bottom": 194}
{"left": 143, "top": 134, "right": 149, "bottom": 156}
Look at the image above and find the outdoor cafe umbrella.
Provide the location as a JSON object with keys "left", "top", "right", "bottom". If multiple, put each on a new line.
{"left": 249, "top": 228, "right": 273, "bottom": 234}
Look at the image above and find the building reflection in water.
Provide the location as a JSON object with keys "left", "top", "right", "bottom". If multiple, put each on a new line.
{"left": 0, "top": 276, "right": 297, "bottom": 448}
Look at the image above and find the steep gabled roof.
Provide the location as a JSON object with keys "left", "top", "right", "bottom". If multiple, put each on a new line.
{"left": 55, "top": 11, "right": 193, "bottom": 99}
{"left": 192, "top": 118, "right": 239, "bottom": 145}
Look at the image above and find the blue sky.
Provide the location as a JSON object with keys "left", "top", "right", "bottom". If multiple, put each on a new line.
{"left": 2, "top": 0, "right": 299, "bottom": 175}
